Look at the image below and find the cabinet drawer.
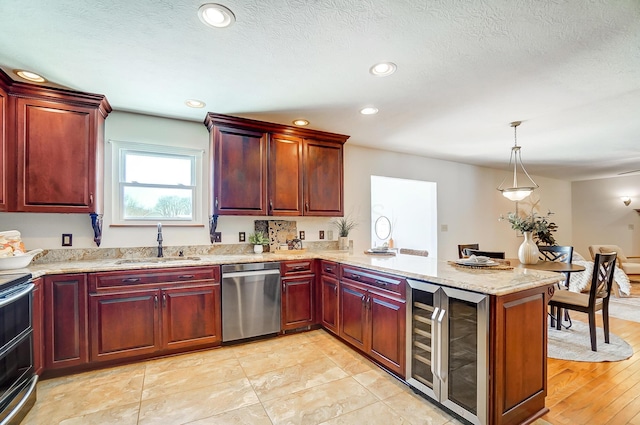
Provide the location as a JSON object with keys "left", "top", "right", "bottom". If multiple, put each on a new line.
{"left": 282, "top": 260, "right": 313, "bottom": 276}
{"left": 320, "top": 260, "right": 339, "bottom": 277}
{"left": 340, "top": 265, "right": 406, "bottom": 298}
{"left": 90, "top": 266, "right": 220, "bottom": 290}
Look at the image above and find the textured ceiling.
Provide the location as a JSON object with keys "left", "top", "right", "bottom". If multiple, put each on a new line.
{"left": 1, "top": 0, "right": 639, "bottom": 181}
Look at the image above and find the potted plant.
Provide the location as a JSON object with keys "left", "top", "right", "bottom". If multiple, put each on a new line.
{"left": 332, "top": 216, "right": 357, "bottom": 250}
{"left": 248, "top": 231, "right": 269, "bottom": 254}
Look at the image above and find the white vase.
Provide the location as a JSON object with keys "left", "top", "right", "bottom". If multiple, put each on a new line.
{"left": 518, "top": 232, "right": 540, "bottom": 265}
{"left": 253, "top": 245, "right": 263, "bottom": 254}
{"left": 338, "top": 236, "right": 349, "bottom": 251}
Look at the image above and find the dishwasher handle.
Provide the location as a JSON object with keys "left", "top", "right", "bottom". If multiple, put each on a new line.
{"left": 223, "top": 269, "right": 281, "bottom": 279}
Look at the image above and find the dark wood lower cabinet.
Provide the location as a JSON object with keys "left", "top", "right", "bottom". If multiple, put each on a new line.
{"left": 163, "top": 284, "right": 221, "bottom": 350}
{"left": 281, "top": 275, "right": 315, "bottom": 331}
{"left": 89, "top": 283, "right": 221, "bottom": 362}
{"left": 320, "top": 274, "right": 339, "bottom": 334}
{"left": 44, "top": 274, "right": 88, "bottom": 369}
{"left": 32, "top": 277, "right": 44, "bottom": 375}
{"left": 89, "top": 289, "right": 160, "bottom": 362}
{"left": 339, "top": 279, "right": 406, "bottom": 376}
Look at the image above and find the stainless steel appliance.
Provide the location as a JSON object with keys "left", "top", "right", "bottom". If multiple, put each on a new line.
{"left": 406, "top": 279, "right": 489, "bottom": 425}
{"left": 222, "top": 262, "right": 281, "bottom": 342}
{"left": 0, "top": 272, "right": 37, "bottom": 425}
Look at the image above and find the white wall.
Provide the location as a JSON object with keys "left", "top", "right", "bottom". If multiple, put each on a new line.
{"left": 0, "top": 111, "right": 574, "bottom": 259}
{"left": 572, "top": 175, "right": 640, "bottom": 258}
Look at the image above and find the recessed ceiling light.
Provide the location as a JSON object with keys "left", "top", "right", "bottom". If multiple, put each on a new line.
{"left": 293, "top": 119, "right": 309, "bottom": 126}
{"left": 198, "top": 3, "right": 235, "bottom": 28}
{"left": 14, "top": 69, "right": 46, "bottom": 83}
{"left": 360, "top": 107, "right": 379, "bottom": 115}
{"left": 369, "top": 62, "right": 397, "bottom": 77}
{"left": 185, "top": 99, "right": 206, "bottom": 108}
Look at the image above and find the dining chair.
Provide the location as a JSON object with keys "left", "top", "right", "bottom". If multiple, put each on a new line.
{"left": 458, "top": 244, "right": 479, "bottom": 258}
{"left": 399, "top": 248, "right": 429, "bottom": 257}
{"left": 548, "top": 252, "right": 617, "bottom": 351}
{"left": 539, "top": 245, "right": 574, "bottom": 327}
{"left": 463, "top": 248, "right": 505, "bottom": 259}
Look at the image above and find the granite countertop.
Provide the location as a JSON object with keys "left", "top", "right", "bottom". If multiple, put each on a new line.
{"left": 17, "top": 249, "right": 562, "bottom": 296}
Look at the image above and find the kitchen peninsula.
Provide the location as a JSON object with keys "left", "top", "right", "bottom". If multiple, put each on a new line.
{"left": 26, "top": 250, "right": 561, "bottom": 425}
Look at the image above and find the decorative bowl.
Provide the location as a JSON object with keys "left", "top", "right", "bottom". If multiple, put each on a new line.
{"left": 0, "top": 249, "right": 43, "bottom": 270}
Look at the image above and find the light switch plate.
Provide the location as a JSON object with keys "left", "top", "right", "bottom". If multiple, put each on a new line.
{"left": 62, "top": 234, "right": 72, "bottom": 246}
{"left": 239, "top": 232, "right": 245, "bottom": 242}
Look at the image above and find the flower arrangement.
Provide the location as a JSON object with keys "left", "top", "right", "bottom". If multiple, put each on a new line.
{"left": 502, "top": 211, "right": 558, "bottom": 246}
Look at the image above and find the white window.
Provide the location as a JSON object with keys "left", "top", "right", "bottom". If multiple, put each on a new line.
{"left": 111, "top": 141, "right": 203, "bottom": 225}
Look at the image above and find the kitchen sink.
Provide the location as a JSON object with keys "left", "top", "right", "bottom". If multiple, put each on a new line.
{"left": 115, "top": 256, "right": 201, "bottom": 265}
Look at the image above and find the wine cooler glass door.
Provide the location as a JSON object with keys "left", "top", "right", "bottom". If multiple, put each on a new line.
{"left": 440, "top": 286, "right": 489, "bottom": 425}
{"left": 406, "top": 280, "right": 440, "bottom": 400}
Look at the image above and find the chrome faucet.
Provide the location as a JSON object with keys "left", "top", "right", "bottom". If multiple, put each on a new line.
{"left": 157, "top": 223, "right": 163, "bottom": 257}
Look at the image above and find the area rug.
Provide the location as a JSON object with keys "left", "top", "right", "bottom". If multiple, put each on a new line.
{"left": 606, "top": 294, "right": 640, "bottom": 323}
{"left": 548, "top": 320, "right": 633, "bottom": 362}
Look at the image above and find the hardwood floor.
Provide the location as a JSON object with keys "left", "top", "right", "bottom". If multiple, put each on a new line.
{"left": 542, "top": 283, "right": 640, "bottom": 424}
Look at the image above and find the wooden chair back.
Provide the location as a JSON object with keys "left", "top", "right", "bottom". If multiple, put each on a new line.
{"left": 458, "top": 244, "right": 479, "bottom": 258}
{"left": 463, "top": 248, "right": 505, "bottom": 259}
{"left": 538, "top": 245, "right": 574, "bottom": 264}
{"left": 587, "top": 252, "right": 617, "bottom": 306}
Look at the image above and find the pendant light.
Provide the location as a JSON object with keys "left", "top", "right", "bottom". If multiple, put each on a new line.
{"left": 497, "top": 121, "right": 538, "bottom": 201}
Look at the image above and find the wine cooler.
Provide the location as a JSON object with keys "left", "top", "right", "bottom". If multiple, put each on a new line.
{"left": 406, "top": 279, "right": 489, "bottom": 425}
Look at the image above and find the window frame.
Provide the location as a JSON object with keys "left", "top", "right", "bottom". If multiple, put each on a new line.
{"left": 110, "top": 140, "right": 204, "bottom": 226}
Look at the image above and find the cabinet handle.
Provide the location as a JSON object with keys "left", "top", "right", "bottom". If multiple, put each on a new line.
{"left": 375, "top": 280, "right": 388, "bottom": 286}
{"left": 215, "top": 197, "right": 219, "bottom": 208}
{"left": 334, "top": 285, "right": 337, "bottom": 295}
{"left": 282, "top": 283, "right": 286, "bottom": 293}
{"left": 162, "top": 293, "right": 167, "bottom": 308}
{"left": 325, "top": 267, "right": 332, "bottom": 272}
{"left": 351, "top": 274, "right": 360, "bottom": 280}
{"left": 305, "top": 201, "right": 309, "bottom": 211}
{"left": 90, "top": 194, "right": 94, "bottom": 204}
{"left": 269, "top": 199, "right": 273, "bottom": 211}
{"left": 361, "top": 294, "right": 366, "bottom": 308}
{"left": 122, "top": 278, "right": 140, "bottom": 283}
{"left": 178, "top": 275, "right": 195, "bottom": 279}
{"left": 367, "top": 296, "right": 372, "bottom": 310}
{"left": 293, "top": 266, "right": 306, "bottom": 271}
{"left": 154, "top": 294, "right": 158, "bottom": 308}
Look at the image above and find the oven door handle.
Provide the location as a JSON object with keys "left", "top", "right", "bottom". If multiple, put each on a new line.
{"left": 0, "top": 375, "right": 38, "bottom": 425}
{"left": 0, "top": 283, "right": 34, "bottom": 308}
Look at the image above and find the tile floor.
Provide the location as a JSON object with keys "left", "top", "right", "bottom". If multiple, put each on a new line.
{"left": 23, "top": 330, "right": 467, "bottom": 425}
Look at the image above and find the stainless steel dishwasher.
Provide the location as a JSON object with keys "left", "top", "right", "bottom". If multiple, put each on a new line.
{"left": 221, "top": 262, "right": 281, "bottom": 342}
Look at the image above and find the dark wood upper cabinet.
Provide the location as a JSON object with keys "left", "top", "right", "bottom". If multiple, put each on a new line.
{"left": 304, "top": 139, "right": 343, "bottom": 216}
{"left": 0, "top": 69, "right": 110, "bottom": 213}
{"left": 269, "top": 134, "right": 303, "bottom": 215}
{"left": 204, "top": 113, "right": 349, "bottom": 217}
{"left": 210, "top": 125, "right": 268, "bottom": 215}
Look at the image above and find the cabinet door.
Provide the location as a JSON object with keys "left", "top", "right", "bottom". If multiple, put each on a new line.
{"left": 0, "top": 82, "right": 7, "bottom": 211}
{"left": 44, "top": 274, "right": 88, "bottom": 369}
{"left": 32, "top": 277, "right": 44, "bottom": 375}
{"left": 339, "top": 281, "right": 367, "bottom": 351}
{"left": 303, "top": 139, "right": 343, "bottom": 216}
{"left": 15, "top": 97, "right": 97, "bottom": 212}
{"left": 269, "top": 134, "right": 303, "bottom": 215}
{"left": 282, "top": 275, "right": 315, "bottom": 331}
{"left": 89, "top": 289, "right": 160, "bottom": 362}
{"left": 162, "top": 284, "right": 221, "bottom": 350}
{"left": 368, "top": 291, "right": 406, "bottom": 376}
{"left": 320, "top": 275, "right": 339, "bottom": 334}
{"left": 211, "top": 125, "right": 267, "bottom": 215}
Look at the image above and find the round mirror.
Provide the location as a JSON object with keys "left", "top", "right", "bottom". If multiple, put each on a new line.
{"left": 374, "top": 216, "right": 392, "bottom": 240}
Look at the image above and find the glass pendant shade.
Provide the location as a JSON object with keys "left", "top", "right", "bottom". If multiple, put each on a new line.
{"left": 497, "top": 121, "right": 538, "bottom": 201}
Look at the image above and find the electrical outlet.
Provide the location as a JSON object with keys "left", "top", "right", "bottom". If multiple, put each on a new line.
{"left": 327, "top": 230, "right": 333, "bottom": 240}
{"left": 299, "top": 231, "right": 305, "bottom": 240}
{"left": 319, "top": 230, "right": 325, "bottom": 239}
{"left": 213, "top": 232, "right": 222, "bottom": 243}
{"left": 239, "top": 232, "right": 246, "bottom": 242}
{"left": 62, "top": 234, "right": 73, "bottom": 246}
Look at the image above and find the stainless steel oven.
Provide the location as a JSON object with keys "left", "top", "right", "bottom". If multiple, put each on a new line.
{"left": 0, "top": 272, "right": 37, "bottom": 425}
{"left": 406, "top": 279, "right": 489, "bottom": 425}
